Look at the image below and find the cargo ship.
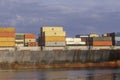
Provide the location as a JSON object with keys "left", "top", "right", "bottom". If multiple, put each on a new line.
{"left": 0, "top": 27, "right": 120, "bottom": 69}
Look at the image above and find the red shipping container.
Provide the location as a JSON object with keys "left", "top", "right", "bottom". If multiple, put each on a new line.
{"left": 28, "top": 42, "right": 38, "bottom": 46}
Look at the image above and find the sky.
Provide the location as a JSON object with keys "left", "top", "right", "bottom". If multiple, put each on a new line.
{"left": 0, "top": 0, "right": 120, "bottom": 37}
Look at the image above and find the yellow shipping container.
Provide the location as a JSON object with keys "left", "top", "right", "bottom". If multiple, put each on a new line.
{"left": 89, "top": 33, "right": 99, "bottom": 37}
{"left": 0, "top": 37, "right": 15, "bottom": 41}
{"left": 42, "top": 31, "right": 66, "bottom": 36}
{"left": 41, "top": 27, "right": 63, "bottom": 32}
{"left": 0, "top": 41, "right": 15, "bottom": 47}
{"left": 0, "top": 27, "right": 15, "bottom": 32}
{"left": 25, "top": 39, "right": 36, "bottom": 43}
{"left": 15, "top": 40, "right": 24, "bottom": 42}
{"left": 44, "top": 36, "right": 66, "bottom": 42}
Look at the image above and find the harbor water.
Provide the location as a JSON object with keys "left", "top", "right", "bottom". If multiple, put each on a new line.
{"left": 0, "top": 68, "right": 120, "bottom": 80}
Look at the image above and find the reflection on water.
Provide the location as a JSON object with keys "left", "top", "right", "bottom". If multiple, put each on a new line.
{"left": 0, "top": 68, "right": 120, "bottom": 80}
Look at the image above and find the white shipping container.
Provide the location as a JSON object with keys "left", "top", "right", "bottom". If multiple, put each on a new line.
{"left": 45, "top": 42, "right": 65, "bottom": 46}
{"left": 66, "top": 38, "right": 81, "bottom": 42}
{"left": 25, "top": 39, "right": 36, "bottom": 42}
{"left": 15, "top": 44, "right": 24, "bottom": 47}
{"left": 66, "top": 42, "right": 86, "bottom": 45}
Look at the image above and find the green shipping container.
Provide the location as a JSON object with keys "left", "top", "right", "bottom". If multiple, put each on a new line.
{"left": 16, "top": 35, "right": 24, "bottom": 39}
{"left": 92, "top": 37, "right": 112, "bottom": 41}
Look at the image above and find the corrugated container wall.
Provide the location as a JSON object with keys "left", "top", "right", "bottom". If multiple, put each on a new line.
{"left": 92, "top": 37, "right": 112, "bottom": 41}
{"left": 41, "top": 27, "right": 63, "bottom": 32}
{"left": 15, "top": 33, "right": 25, "bottom": 47}
{"left": 45, "top": 42, "right": 65, "bottom": 47}
{"left": 44, "top": 36, "right": 65, "bottom": 42}
{"left": 40, "top": 26, "right": 66, "bottom": 47}
{"left": 0, "top": 42, "right": 15, "bottom": 47}
{"left": 43, "top": 31, "right": 66, "bottom": 36}
{"left": 0, "top": 27, "right": 15, "bottom": 32}
{"left": 25, "top": 34, "right": 35, "bottom": 38}
{"left": 66, "top": 38, "right": 86, "bottom": 46}
{"left": 92, "top": 41, "right": 112, "bottom": 46}
{"left": 0, "top": 27, "right": 15, "bottom": 47}
{"left": 28, "top": 42, "right": 38, "bottom": 47}
{"left": 24, "top": 33, "right": 36, "bottom": 46}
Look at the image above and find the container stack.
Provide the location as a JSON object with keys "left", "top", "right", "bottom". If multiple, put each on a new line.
{"left": 24, "top": 34, "right": 37, "bottom": 46}
{"left": 75, "top": 34, "right": 89, "bottom": 45}
{"left": 88, "top": 37, "right": 112, "bottom": 46}
{"left": 0, "top": 27, "right": 15, "bottom": 47}
{"left": 15, "top": 33, "right": 25, "bottom": 47}
{"left": 66, "top": 38, "right": 86, "bottom": 46}
{"left": 41, "top": 26, "right": 66, "bottom": 47}
{"left": 110, "top": 32, "right": 120, "bottom": 46}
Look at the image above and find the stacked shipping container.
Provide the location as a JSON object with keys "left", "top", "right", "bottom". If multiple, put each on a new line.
{"left": 41, "top": 27, "right": 66, "bottom": 47}
{"left": 88, "top": 37, "right": 112, "bottom": 46}
{"left": 15, "top": 33, "right": 25, "bottom": 47}
{"left": 24, "top": 34, "right": 37, "bottom": 46}
{"left": 110, "top": 32, "right": 120, "bottom": 46}
{"left": 75, "top": 34, "right": 89, "bottom": 45}
{"left": 0, "top": 27, "right": 15, "bottom": 47}
{"left": 66, "top": 38, "right": 86, "bottom": 46}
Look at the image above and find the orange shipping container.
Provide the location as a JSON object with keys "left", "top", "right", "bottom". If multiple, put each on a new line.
{"left": 25, "top": 34, "right": 35, "bottom": 38}
{"left": 0, "top": 32, "right": 15, "bottom": 37}
{"left": 93, "top": 41, "right": 112, "bottom": 46}
{"left": 28, "top": 42, "right": 38, "bottom": 46}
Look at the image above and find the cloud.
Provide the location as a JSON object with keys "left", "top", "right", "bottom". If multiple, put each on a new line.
{"left": 0, "top": 0, "right": 120, "bottom": 37}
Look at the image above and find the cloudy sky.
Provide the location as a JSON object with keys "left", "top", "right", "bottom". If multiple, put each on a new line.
{"left": 0, "top": 0, "right": 120, "bottom": 37}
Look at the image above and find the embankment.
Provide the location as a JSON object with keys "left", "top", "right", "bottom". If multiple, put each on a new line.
{"left": 0, "top": 50, "right": 120, "bottom": 69}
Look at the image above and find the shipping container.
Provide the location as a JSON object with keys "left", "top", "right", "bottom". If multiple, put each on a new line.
{"left": 45, "top": 42, "right": 65, "bottom": 47}
{"left": 114, "top": 41, "right": 120, "bottom": 46}
{"left": 0, "top": 27, "right": 15, "bottom": 32}
{"left": 0, "top": 41, "right": 15, "bottom": 47}
{"left": 25, "top": 34, "right": 35, "bottom": 38}
{"left": 92, "top": 37, "right": 112, "bottom": 41}
{"left": 16, "top": 34, "right": 24, "bottom": 39}
{"left": 15, "top": 40, "right": 24, "bottom": 42}
{"left": 0, "top": 37, "right": 15, "bottom": 41}
{"left": 92, "top": 41, "right": 112, "bottom": 46}
{"left": 66, "top": 41, "right": 86, "bottom": 46}
{"left": 115, "top": 37, "right": 120, "bottom": 41}
{"left": 114, "top": 32, "right": 120, "bottom": 36}
{"left": 42, "top": 31, "right": 66, "bottom": 36}
{"left": 75, "top": 34, "right": 89, "bottom": 38}
{"left": 15, "top": 43, "right": 24, "bottom": 47}
{"left": 41, "top": 27, "right": 63, "bottom": 32}
{"left": 44, "top": 36, "right": 65, "bottom": 42}
{"left": 102, "top": 34, "right": 107, "bottom": 37}
{"left": 0, "top": 32, "right": 15, "bottom": 37}
{"left": 25, "top": 39, "right": 36, "bottom": 43}
{"left": 28, "top": 42, "right": 38, "bottom": 46}
{"left": 66, "top": 38, "right": 81, "bottom": 42}
{"left": 89, "top": 33, "right": 99, "bottom": 37}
